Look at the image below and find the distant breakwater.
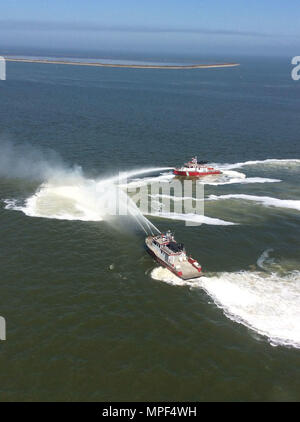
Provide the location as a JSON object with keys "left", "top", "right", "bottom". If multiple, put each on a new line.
{"left": 5, "top": 57, "right": 240, "bottom": 70}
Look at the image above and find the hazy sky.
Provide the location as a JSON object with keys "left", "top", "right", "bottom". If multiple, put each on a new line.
{"left": 0, "top": 0, "right": 299, "bottom": 56}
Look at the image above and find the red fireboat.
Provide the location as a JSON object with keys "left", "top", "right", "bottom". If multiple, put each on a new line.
{"left": 173, "top": 157, "right": 222, "bottom": 177}
{"left": 145, "top": 231, "right": 202, "bottom": 280}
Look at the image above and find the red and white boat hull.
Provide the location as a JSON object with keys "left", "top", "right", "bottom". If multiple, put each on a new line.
{"left": 173, "top": 169, "right": 221, "bottom": 177}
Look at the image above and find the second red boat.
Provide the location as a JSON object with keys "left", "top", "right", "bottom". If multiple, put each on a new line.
{"left": 173, "top": 156, "right": 221, "bottom": 177}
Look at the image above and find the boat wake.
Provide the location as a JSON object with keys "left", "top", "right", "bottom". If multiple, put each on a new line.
{"left": 150, "top": 249, "right": 300, "bottom": 349}
{"left": 208, "top": 194, "right": 300, "bottom": 212}
{"left": 145, "top": 210, "right": 236, "bottom": 226}
{"left": 217, "top": 158, "right": 300, "bottom": 171}
{"left": 199, "top": 170, "right": 281, "bottom": 185}
{"left": 124, "top": 169, "right": 281, "bottom": 187}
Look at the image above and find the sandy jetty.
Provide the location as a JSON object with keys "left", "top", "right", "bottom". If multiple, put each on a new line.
{"left": 6, "top": 57, "right": 240, "bottom": 70}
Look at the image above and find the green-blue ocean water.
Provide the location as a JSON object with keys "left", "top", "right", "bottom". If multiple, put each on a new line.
{"left": 0, "top": 56, "right": 300, "bottom": 401}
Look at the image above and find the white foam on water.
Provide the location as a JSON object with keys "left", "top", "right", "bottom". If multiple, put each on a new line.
{"left": 150, "top": 194, "right": 203, "bottom": 202}
{"left": 208, "top": 194, "right": 300, "bottom": 212}
{"left": 5, "top": 179, "right": 235, "bottom": 227}
{"left": 4, "top": 168, "right": 171, "bottom": 234}
{"left": 6, "top": 165, "right": 237, "bottom": 228}
{"left": 151, "top": 266, "right": 191, "bottom": 286}
{"left": 13, "top": 182, "right": 105, "bottom": 221}
{"left": 238, "top": 177, "right": 281, "bottom": 184}
{"left": 124, "top": 169, "right": 280, "bottom": 188}
{"left": 146, "top": 211, "right": 237, "bottom": 225}
{"left": 199, "top": 170, "right": 281, "bottom": 185}
{"left": 217, "top": 158, "right": 300, "bottom": 171}
{"left": 198, "top": 170, "right": 245, "bottom": 185}
{"left": 4, "top": 199, "right": 18, "bottom": 208}
{"left": 150, "top": 264, "right": 300, "bottom": 349}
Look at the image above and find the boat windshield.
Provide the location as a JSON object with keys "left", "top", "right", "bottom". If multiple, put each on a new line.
{"left": 168, "top": 242, "right": 184, "bottom": 252}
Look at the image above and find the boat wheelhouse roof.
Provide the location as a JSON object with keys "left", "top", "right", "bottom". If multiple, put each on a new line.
{"left": 153, "top": 235, "right": 185, "bottom": 255}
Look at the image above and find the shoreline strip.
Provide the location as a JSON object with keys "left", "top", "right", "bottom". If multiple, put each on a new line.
{"left": 5, "top": 57, "right": 240, "bottom": 70}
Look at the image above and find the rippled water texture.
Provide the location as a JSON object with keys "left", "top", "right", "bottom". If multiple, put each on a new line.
{"left": 0, "top": 56, "right": 299, "bottom": 401}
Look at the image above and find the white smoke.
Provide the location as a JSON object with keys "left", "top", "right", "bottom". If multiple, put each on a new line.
{"left": 0, "top": 139, "right": 162, "bottom": 234}
{"left": 0, "top": 139, "right": 74, "bottom": 180}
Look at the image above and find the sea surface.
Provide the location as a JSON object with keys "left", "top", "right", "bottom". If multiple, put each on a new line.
{"left": 0, "top": 55, "right": 300, "bottom": 401}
